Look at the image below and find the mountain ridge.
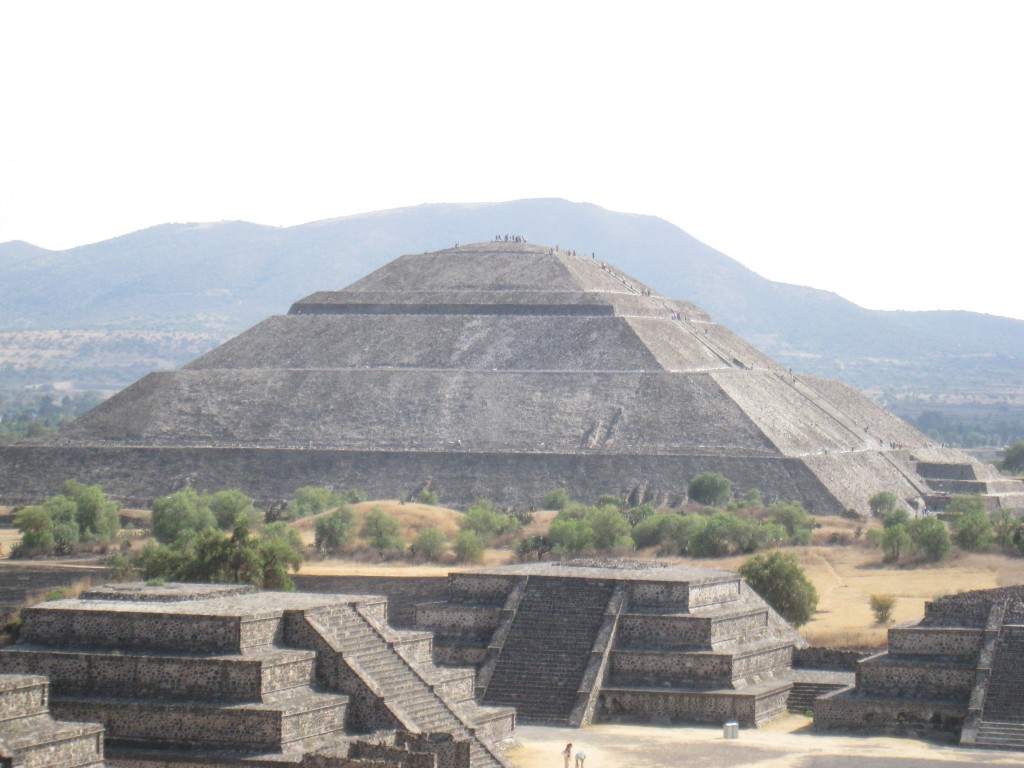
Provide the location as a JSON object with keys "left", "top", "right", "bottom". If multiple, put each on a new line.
{"left": 0, "top": 199, "right": 1020, "bottom": 402}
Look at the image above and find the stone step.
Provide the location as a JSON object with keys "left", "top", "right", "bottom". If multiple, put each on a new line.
{"left": 18, "top": 606, "right": 284, "bottom": 654}
{"left": 0, "top": 645, "right": 317, "bottom": 702}
{"left": 0, "top": 713, "right": 104, "bottom": 768}
{"left": 0, "top": 674, "right": 50, "bottom": 722}
{"left": 975, "top": 721, "right": 1024, "bottom": 749}
{"left": 50, "top": 689, "right": 348, "bottom": 751}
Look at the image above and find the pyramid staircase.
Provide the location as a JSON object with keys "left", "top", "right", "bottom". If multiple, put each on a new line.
{"left": 973, "top": 624, "right": 1024, "bottom": 750}
{"left": 479, "top": 577, "right": 615, "bottom": 725}
{"left": 0, "top": 674, "right": 103, "bottom": 768}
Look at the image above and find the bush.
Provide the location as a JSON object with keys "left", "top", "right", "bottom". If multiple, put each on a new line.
{"left": 947, "top": 494, "right": 985, "bottom": 517}
{"left": 344, "top": 489, "right": 368, "bottom": 504}
{"left": 209, "top": 489, "right": 261, "bottom": 530}
{"left": 314, "top": 506, "right": 355, "bottom": 552}
{"left": 1002, "top": 441, "right": 1024, "bottom": 474}
{"left": 952, "top": 510, "right": 992, "bottom": 551}
{"left": 688, "top": 472, "right": 732, "bottom": 507}
{"left": 625, "top": 503, "right": 656, "bottom": 526}
{"left": 881, "top": 508, "right": 910, "bottom": 529}
{"left": 411, "top": 527, "right": 448, "bottom": 562}
{"left": 739, "top": 551, "right": 818, "bottom": 627}
{"left": 908, "top": 517, "right": 951, "bottom": 562}
{"left": 151, "top": 488, "right": 217, "bottom": 545}
{"left": 460, "top": 499, "right": 519, "bottom": 542}
{"left": 548, "top": 517, "right": 595, "bottom": 554}
{"left": 12, "top": 482, "right": 121, "bottom": 556}
{"left": 870, "top": 594, "right": 896, "bottom": 624}
{"left": 541, "top": 488, "right": 570, "bottom": 511}
{"left": 868, "top": 491, "right": 898, "bottom": 518}
{"left": 881, "top": 524, "right": 910, "bottom": 562}
{"left": 453, "top": 530, "right": 484, "bottom": 563}
{"left": 515, "top": 534, "right": 552, "bottom": 561}
{"left": 769, "top": 501, "right": 814, "bottom": 539}
{"left": 361, "top": 507, "right": 402, "bottom": 554}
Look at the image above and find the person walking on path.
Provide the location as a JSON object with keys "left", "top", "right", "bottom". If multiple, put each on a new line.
{"left": 562, "top": 743, "right": 572, "bottom": 768}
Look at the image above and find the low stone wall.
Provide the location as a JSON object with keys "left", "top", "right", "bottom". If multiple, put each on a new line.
{"left": 627, "top": 582, "right": 690, "bottom": 611}
{"left": 396, "top": 733, "right": 471, "bottom": 768}
{"left": 814, "top": 689, "right": 965, "bottom": 739}
{"left": 688, "top": 579, "right": 742, "bottom": 609}
{"left": 597, "top": 686, "right": 789, "bottom": 727}
{"left": 792, "top": 647, "right": 871, "bottom": 672}
{"left": 616, "top": 615, "right": 709, "bottom": 649}
{"left": 446, "top": 575, "right": 518, "bottom": 606}
{"left": 609, "top": 650, "right": 731, "bottom": 687}
{"left": 856, "top": 659, "right": 975, "bottom": 701}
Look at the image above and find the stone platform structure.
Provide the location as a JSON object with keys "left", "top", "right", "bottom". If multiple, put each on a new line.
{"left": 0, "top": 583, "right": 514, "bottom": 768}
{"left": 413, "top": 561, "right": 803, "bottom": 727}
{"left": 2, "top": 242, "right": 1021, "bottom": 514}
{"left": 0, "top": 673, "right": 104, "bottom": 768}
{"left": 815, "top": 586, "right": 1024, "bottom": 750}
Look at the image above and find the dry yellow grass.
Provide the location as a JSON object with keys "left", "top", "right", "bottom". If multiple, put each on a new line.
{"left": 290, "top": 499, "right": 464, "bottom": 547}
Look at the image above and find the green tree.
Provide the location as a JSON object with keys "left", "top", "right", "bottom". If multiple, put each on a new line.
{"left": 596, "top": 494, "right": 627, "bottom": 511}
{"left": 13, "top": 505, "right": 56, "bottom": 556}
{"left": 908, "top": 517, "right": 951, "bottom": 562}
{"left": 548, "top": 517, "right": 595, "bottom": 554}
{"left": 738, "top": 551, "right": 818, "bottom": 627}
{"left": 951, "top": 510, "right": 992, "bottom": 551}
{"left": 1003, "top": 441, "right": 1024, "bottom": 474}
{"left": 541, "top": 488, "right": 570, "bottom": 511}
{"left": 314, "top": 506, "right": 355, "bottom": 551}
{"left": 209, "top": 489, "right": 261, "bottom": 530}
{"left": 151, "top": 488, "right": 217, "bottom": 544}
{"left": 990, "top": 509, "right": 1022, "bottom": 549}
{"left": 62, "top": 480, "right": 120, "bottom": 541}
{"left": 460, "top": 499, "right": 519, "bottom": 542}
{"left": 411, "top": 527, "right": 447, "bottom": 562}
{"left": 625, "top": 503, "right": 656, "bottom": 526}
{"left": 344, "top": 488, "right": 368, "bottom": 504}
{"left": 453, "top": 530, "right": 485, "bottom": 563}
{"left": 688, "top": 472, "right": 732, "bottom": 507}
{"left": 361, "top": 507, "right": 402, "bottom": 554}
{"left": 881, "top": 524, "right": 910, "bottom": 562}
{"left": 769, "top": 501, "right": 814, "bottom": 539}
{"left": 515, "top": 534, "right": 552, "bottom": 561}
{"left": 586, "top": 505, "right": 632, "bottom": 550}
{"left": 868, "top": 491, "right": 898, "bottom": 519}
{"left": 881, "top": 508, "right": 910, "bottom": 529}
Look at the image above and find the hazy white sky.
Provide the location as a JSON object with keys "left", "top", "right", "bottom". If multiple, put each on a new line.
{"left": 2, "top": 1, "right": 1022, "bottom": 319}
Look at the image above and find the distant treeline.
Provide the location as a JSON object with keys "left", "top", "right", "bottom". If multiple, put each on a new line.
{"left": 890, "top": 404, "right": 1024, "bottom": 448}
{"left": 0, "top": 390, "right": 105, "bottom": 445}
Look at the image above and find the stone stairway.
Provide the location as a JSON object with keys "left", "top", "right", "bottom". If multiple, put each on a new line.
{"left": 975, "top": 625, "right": 1024, "bottom": 749}
{"left": 0, "top": 674, "right": 104, "bottom": 768}
{"left": 480, "top": 577, "right": 615, "bottom": 724}
{"left": 302, "top": 604, "right": 512, "bottom": 768}
{"left": 787, "top": 682, "right": 847, "bottom": 714}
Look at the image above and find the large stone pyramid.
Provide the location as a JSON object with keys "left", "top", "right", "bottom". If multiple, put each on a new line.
{"left": 2, "top": 242, "right": 1021, "bottom": 514}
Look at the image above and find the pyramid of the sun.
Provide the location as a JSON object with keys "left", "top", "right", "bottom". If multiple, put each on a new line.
{"left": 2, "top": 242, "right": 1021, "bottom": 513}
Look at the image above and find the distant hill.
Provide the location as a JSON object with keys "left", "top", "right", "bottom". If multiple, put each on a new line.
{"left": 1, "top": 199, "right": 1021, "bottom": 412}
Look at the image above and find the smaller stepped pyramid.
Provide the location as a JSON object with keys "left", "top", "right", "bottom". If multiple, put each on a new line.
{"left": 414, "top": 560, "right": 803, "bottom": 727}
{"left": 0, "top": 583, "right": 514, "bottom": 768}
{"left": 0, "top": 673, "right": 103, "bottom": 768}
{"left": 816, "top": 586, "right": 1024, "bottom": 750}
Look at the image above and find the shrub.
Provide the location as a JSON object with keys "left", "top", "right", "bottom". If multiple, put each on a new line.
{"left": 881, "top": 524, "right": 910, "bottom": 562}
{"left": 952, "top": 510, "right": 992, "bottom": 551}
{"left": 947, "top": 494, "right": 985, "bottom": 517}
{"left": 548, "top": 517, "right": 596, "bottom": 554}
{"left": 209, "top": 489, "right": 261, "bottom": 530}
{"left": 907, "top": 517, "right": 951, "bottom": 562}
{"left": 625, "top": 503, "right": 656, "bottom": 526}
{"left": 769, "top": 501, "right": 814, "bottom": 539}
{"left": 515, "top": 534, "right": 552, "bottom": 561}
{"left": 738, "top": 551, "right": 818, "bottom": 627}
{"left": 411, "top": 527, "right": 448, "bottom": 562}
{"left": 596, "top": 494, "right": 627, "bottom": 511}
{"left": 1003, "top": 441, "right": 1024, "bottom": 474}
{"left": 881, "top": 508, "right": 910, "bottom": 529}
{"left": 151, "top": 488, "right": 217, "bottom": 545}
{"left": 315, "top": 506, "right": 355, "bottom": 551}
{"left": 453, "top": 530, "right": 484, "bottom": 563}
{"left": 361, "top": 507, "right": 402, "bottom": 554}
{"left": 541, "top": 488, "right": 570, "bottom": 511}
{"left": 460, "top": 499, "right": 519, "bottom": 542}
{"left": 870, "top": 594, "right": 896, "bottom": 624}
{"left": 868, "top": 491, "right": 898, "bottom": 518}
{"left": 344, "top": 489, "right": 368, "bottom": 504}
{"left": 688, "top": 472, "right": 732, "bottom": 507}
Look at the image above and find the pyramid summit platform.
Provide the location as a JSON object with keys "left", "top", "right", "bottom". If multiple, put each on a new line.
{"left": 2, "top": 241, "right": 1020, "bottom": 513}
